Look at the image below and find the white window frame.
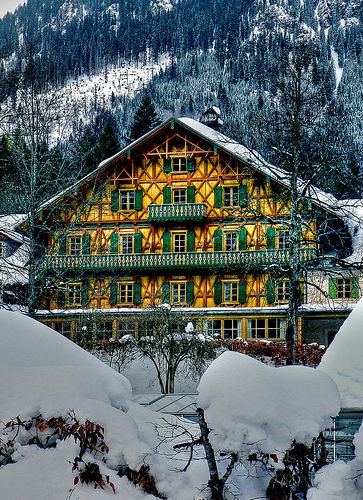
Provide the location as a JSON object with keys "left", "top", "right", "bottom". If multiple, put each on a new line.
{"left": 222, "top": 280, "right": 239, "bottom": 303}
{"left": 223, "top": 186, "right": 239, "bottom": 207}
{"left": 119, "top": 190, "right": 135, "bottom": 211}
{"left": 171, "top": 281, "right": 187, "bottom": 305}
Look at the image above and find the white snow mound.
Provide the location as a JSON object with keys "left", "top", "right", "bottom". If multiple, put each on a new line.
{"left": 319, "top": 297, "right": 363, "bottom": 408}
{"left": 0, "top": 310, "right": 132, "bottom": 421}
{"left": 198, "top": 351, "right": 340, "bottom": 455}
{"left": 0, "top": 310, "right": 155, "bottom": 500}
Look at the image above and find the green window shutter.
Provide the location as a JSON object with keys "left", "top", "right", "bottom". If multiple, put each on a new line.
{"left": 239, "top": 281, "right": 247, "bottom": 304}
{"left": 186, "top": 281, "right": 195, "bottom": 305}
{"left": 163, "top": 231, "right": 171, "bottom": 252}
{"left": 58, "top": 287, "right": 66, "bottom": 308}
{"left": 111, "top": 189, "right": 119, "bottom": 212}
{"left": 328, "top": 277, "right": 337, "bottom": 299}
{"left": 239, "top": 185, "right": 248, "bottom": 208}
{"left": 134, "top": 282, "right": 142, "bottom": 305}
{"left": 214, "top": 280, "right": 222, "bottom": 305}
{"left": 186, "top": 156, "right": 196, "bottom": 172}
{"left": 134, "top": 232, "right": 143, "bottom": 253}
{"left": 187, "top": 230, "right": 195, "bottom": 251}
{"left": 266, "top": 227, "right": 276, "bottom": 249}
{"left": 134, "top": 190, "right": 143, "bottom": 211}
{"left": 82, "top": 234, "right": 91, "bottom": 255}
{"left": 162, "top": 282, "right": 170, "bottom": 304}
{"left": 214, "top": 185, "right": 223, "bottom": 208}
{"left": 110, "top": 282, "right": 118, "bottom": 306}
{"left": 214, "top": 228, "right": 222, "bottom": 251}
{"left": 81, "top": 280, "right": 89, "bottom": 307}
{"left": 163, "top": 186, "right": 172, "bottom": 204}
{"left": 238, "top": 227, "right": 247, "bottom": 251}
{"left": 266, "top": 279, "right": 276, "bottom": 304}
{"left": 163, "top": 158, "right": 172, "bottom": 173}
{"left": 58, "top": 238, "right": 67, "bottom": 255}
{"left": 352, "top": 277, "right": 360, "bottom": 299}
{"left": 110, "top": 232, "right": 119, "bottom": 254}
{"left": 187, "top": 185, "right": 195, "bottom": 203}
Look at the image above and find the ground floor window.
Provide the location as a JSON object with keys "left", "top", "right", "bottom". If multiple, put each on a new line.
{"left": 95, "top": 320, "right": 113, "bottom": 341}
{"left": 207, "top": 319, "right": 242, "bottom": 339}
{"left": 52, "top": 321, "right": 72, "bottom": 338}
{"left": 118, "top": 319, "right": 136, "bottom": 339}
{"left": 247, "top": 318, "right": 286, "bottom": 339}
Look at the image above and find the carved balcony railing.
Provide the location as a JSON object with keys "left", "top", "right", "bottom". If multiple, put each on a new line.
{"left": 148, "top": 203, "right": 207, "bottom": 222}
{"left": 42, "top": 248, "right": 317, "bottom": 274}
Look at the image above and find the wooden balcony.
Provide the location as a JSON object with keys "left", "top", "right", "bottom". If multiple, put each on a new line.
{"left": 42, "top": 248, "right": 317, "bottom": 274}
{"left": 148, "top": 203, "right": 207, "bottom": 222}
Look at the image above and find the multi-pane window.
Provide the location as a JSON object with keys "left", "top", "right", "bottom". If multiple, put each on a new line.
{"left": 224, "top": 232, "right": 238, "bottom": 251}
{"left": 69, "top": 236, "right": 82, "bottom": 255}
{"left": 277, "top": 281, "right": 289, "bottom": 303}
{"left": 171, "top": 281, "right": 187, "bottom": 305}
{"left": 172, "top": 158, "right": 187, "bottom": 172}
{"left": 66, "top": 283, "right": 82, "bottom": 306}
{"left": 118, "top": 319, "right": 136, "bottom": 338}
{"left": 172, "top": 232, "right": 186, "bottom": 253}
{"left": 118, "top": 282, "right": 133, "bottom": 304}
{"left": 172, "top": 188, "right": 187, "bottom": 204}
{"left": 337, "top": 278, "right": 352, "bottom": 299}
{"left": 247, "top": 318, "right": 286, "bottom": 339}
{"left": 222, "top": 280, "right": 239, "bottom": 303}
{"left": 53, "top": 322, "right": 72, "bottom": 338}
{"left": 120, "top": 234, "right": 133, "bottom": 254}
{"left": 223, "top": 187, "right": 239, "bottom": 207}
{"left": 278, "top": 230, "right": 290, "bottom": 249}
{"left": 207, "top": 319, "right": 241, "bottom": 339}
{"left": 120, "top": 190, "right": 135, "bottom": 210}
{"left": 95, "top": 321, "right": 113, "bottom": 341}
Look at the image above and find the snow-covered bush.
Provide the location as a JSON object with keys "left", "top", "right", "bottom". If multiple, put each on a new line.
{"left": 194, "top": 351, "right": 340, "bottom": 499}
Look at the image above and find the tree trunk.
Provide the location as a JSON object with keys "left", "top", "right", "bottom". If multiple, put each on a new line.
{"left": 197, "top": 408, "right": 224, "bottom": 500}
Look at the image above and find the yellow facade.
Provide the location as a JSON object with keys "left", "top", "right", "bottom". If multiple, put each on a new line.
{"left": 39, "top": 117, "right": 351, "bottom": 344}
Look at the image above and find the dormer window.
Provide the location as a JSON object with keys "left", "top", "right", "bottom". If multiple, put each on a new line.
{"left": 172, "top": 157, "right": 187, "bottom": 172}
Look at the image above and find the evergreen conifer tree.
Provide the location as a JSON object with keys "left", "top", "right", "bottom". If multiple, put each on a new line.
{"left": 129, "top": 92, "right": 161, "bottom": 141}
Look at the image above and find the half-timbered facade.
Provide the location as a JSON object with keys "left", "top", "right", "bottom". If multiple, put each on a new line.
{"left": 35, "top": 117, "right": 361, "bottom": 345}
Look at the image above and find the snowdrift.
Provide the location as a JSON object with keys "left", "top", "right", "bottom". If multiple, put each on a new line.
{"left": 319, "top": 296, "right": 363, "bottom": 408}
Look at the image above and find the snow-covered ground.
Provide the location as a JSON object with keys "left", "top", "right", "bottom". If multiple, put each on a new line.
{"left": 319, "top": 296, "right": 363, "bottom": 408}
{"left": 0, "top": 309, "right": 353, "bottom": 499}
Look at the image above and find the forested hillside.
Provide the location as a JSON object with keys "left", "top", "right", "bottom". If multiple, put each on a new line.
{"left": 0, "top": 0, "right": 363, "bottom": 211}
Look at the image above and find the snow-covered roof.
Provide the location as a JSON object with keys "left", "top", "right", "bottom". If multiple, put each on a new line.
{"left": 0, "top": 214, "right": 29, "bottom": 285}
{"left": 0, "top": 242, "right": 29, "bottom": 285}
{"left": 178, "top": 117, "right": 339, "bottom": 212}
{"left": 335, "top": 199, "right": 363, "bottom": 264}
{"left": 0, "top": 214, "right": 28, "bottom": 244}
{"left": 37, "top": 117, "right": 339, "bottom": 214}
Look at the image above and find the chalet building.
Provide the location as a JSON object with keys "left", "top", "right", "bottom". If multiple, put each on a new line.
{"left": 34, "top": 117, "right": 361, "bottom": 345}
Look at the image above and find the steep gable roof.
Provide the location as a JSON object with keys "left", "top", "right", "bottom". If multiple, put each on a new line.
{"left": 37, "top": 117, "right": 339, "bottom": 214}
